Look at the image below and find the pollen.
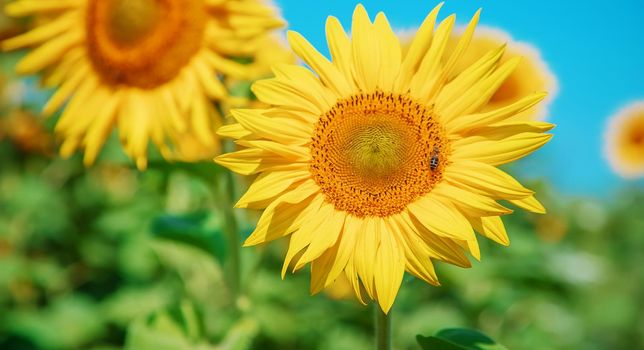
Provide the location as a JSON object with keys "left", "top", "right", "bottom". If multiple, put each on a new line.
{"left": 86, "top": 0, "right": 207, "bottom": 88}
{"left": 310, "top": 92, "right": 449, "bottom": 217}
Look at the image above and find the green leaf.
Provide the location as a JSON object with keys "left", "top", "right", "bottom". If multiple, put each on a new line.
{"left": 124, "top": 300, "right": 209, "bottom": 350}
{"left": 150, "top": 211, "right": 226, "bottom": 264}
{"left": 417, "top": 328, "right": 508, "bottom": 350}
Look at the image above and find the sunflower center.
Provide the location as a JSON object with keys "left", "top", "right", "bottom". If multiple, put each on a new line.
{"left": 106, "top": 0, "right": 163, "bottom": 45}
{"left": 347, "top": 122, "right": 408, "bottom": 178}
{"left": 310, "top": 92, "right": 448, "bottom": 217}
{"left": 86, "top": 0, "right": 207, "bottom": 88}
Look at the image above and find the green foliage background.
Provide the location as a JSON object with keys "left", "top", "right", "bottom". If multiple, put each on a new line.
{"left": 1, "top": 31, "right": 643, "bottom": 350}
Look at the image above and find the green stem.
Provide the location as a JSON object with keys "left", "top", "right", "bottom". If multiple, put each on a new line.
{"left": 219, "top": 169, "right": 241, "bottom": 303}
{"left": 375, "top": 305, "right": 392, "bottom": 350}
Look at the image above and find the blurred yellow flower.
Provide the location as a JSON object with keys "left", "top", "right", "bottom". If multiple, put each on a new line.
{"left": 3, "top": 0, "right": 283, "bottom": 169}
{"left": 216, "top": 4, "right": 553, "bottom": 313}
{"left": 222, "top": 34, "right": 295, "bottom": 111}
{"left": 604, "top": 101, "right": 644, "bottom": 178}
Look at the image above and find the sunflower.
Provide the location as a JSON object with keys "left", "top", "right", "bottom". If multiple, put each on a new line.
{"left": 604, "top": 101, "right": 644, "bottom": 178}
{"left": 2, "top": 0, "right": 283, "bottom": 169}
{"left": 216, "top": 4, "right": 553, "bottom": 313}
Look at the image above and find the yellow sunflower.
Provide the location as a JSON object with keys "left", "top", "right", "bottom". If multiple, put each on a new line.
{"left": 444, "top": 26, "right": 558, "bottom": 121}
{"left": 2, "top": 0, "right": 283, "bottom": 169}
{"left": 604, "top": 100, "right": 644, "bottom": 178}
{"left": 216, "top": 4, "right": 553, "bottom": 313}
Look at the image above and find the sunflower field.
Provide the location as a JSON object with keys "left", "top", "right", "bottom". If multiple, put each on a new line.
{"left": 0, "top": 1, "right": 642, "bottom": 350}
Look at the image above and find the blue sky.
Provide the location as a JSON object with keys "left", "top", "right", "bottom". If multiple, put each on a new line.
{"left": 274, "top": 0, "right": 644, "bottom": 197}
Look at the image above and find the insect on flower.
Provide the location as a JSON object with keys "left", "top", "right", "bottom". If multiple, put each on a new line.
{"left": 430, "top": 146, "right": 440, "bottom": 171}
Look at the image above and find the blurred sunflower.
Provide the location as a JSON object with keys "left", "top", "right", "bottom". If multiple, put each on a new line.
{"left": 216, "top": 4, "right": 553, "bottom": 312}
{"left": 222, "top": 34, "right": 295, "bottom": 111}
{"left": 3, "top": 0, "right": 283, "bottom": 169}
{"left": 604, "top": 101, "right": 644, "bottom": 178}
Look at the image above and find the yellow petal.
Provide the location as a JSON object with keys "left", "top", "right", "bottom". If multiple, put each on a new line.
{"left": 252, "top": 78, "right": 323, "bottom": 114}
{"left": 407, "top": 195, "right": 475, "bottom": 241}
{"left": 215, "top": 148, "right": 305, "bottom": 175}
{"left": 344, "top": 254, "right": 366, "bottom": 305}
{"left": 445, "top": 160, "right": 534, "bottom": 199}
{"left": 281, "top": 195, "right": 329, "bottom": 278}
{"left": 394, "top": 3, "right": 442, "bottom": 92}
{"left": 193, "top": 58, "right": 226, "bottom": 99}
{"left": 510, "top": 195, "right": 546, "bottom": 214}
{"left": 351, "top": 4, "right": 378, "bottom": 92}
{"left": 452, "top": 132, "right": 553, "bottom": 166}
{"left": 446, "top": 92, "right": 547, "bottom": 134}
{"left": 373, "top": 219, "right": 405, "bottom": 314}
{"left": 432, "top": 182, "right": 513, "bottom": 216}
{"left": 287, "top": 30, "right": 352, "bottom": 97}
{"left": 235, "top": 169, "right": 310, "bottom": 208}
{"left": 16, "top": 28, "right": 82, "bottom": 74}
{"left": 323, "top": 214, "right": 361, "bottom": 288}
{"left": 236, "top": 139, "right": 309, "bottom": 161}
{"left": 271, "top": 64, "right": 337, "bottom": 107}
{"left": 231, "top": 108, "right": 312, "bottom": 144}
{"left": 373, "top": 12, "right": 401, "bottom": 92}
{"left": 325, "top": 16, "right": 353, "bottom": 82}
{"left": 468, "top": 121, "right": 556, "bottom": 139}
{"left": 5, "top": 0, "right": 80, "bottom": 16}
{"left": 83, "top": 89, "right": 119, "bottom": 165}
{"left": 409, "top": 14, "right": 454, "bottom": 102}
{"left": 403, "top": 210, "right": 471, "bottom": 268}
{"left": 2, "top": 11, "right": 75, "bottom": 50}
{"left": 295, "top": 204, "right": 345, "bottom": 269}
{"left": 386, "top": 215, "right": 439, "bottom": 285}
{"left": 216, "top": 123, "right": 253, "bottom": 140}
{"left": 353, "top": 217, "right": 380, "bottom": 299}
{"left": 244, "top": 181, "right": 321, "bottom": 246}
{"left": 440, "top": 56, "right": 522, "bottom": 121}
{"left": 42, "top": 60, "right": 90, "bottom": 116}
{"left": 435, "top": 45, "right": 505, "bottom": 118}
{"left": 469, "top": 216, "right": 509, "bottom": 246}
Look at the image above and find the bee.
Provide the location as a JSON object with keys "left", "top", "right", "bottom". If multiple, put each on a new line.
{"left": 430, "top": 147, "right": 440, "bottom": 171}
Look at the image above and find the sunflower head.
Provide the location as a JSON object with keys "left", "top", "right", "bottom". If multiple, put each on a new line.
{"left": 216, "top": 4, "right": 553, "bottom": 313}
{"left": 3, "top": 0, "right": 284, "bottom": 169}
{"left": 604, "top": 101, "right": 644, "bottom": 178}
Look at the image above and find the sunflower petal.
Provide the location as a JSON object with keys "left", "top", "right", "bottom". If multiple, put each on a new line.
{"left": 394, "top": 2, "right": 443, "bottom": 92}
{"left": 452, "top": 132, "right": 553, "bottom": 166}
{"left": 469, "top": 216, "right": 509, "bottom": 246}
{"left": 408, "top": 195, "right": 475, "bottom": 241}
{"left": 235, "top": 169, "right": 310, "bottom": 208}
{"left": 287, "top": 30, "right": 352, "bottom": 97}
{"left": 510, "top": 195, "right": 546, "bottom": 214}
{"left": 245, "top": 184, "right": 321, "bottom": 246}
{"left": 351, "top": 4, "right": 379, "bottom": 92}
{"left": 445, "top": 160, "right": 534, "bottom": 199}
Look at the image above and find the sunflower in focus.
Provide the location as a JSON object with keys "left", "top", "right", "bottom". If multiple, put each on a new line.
{"left": 216, "top": 4, "right": 553, "bottom": 312}
{"left": 604, "top": 101, "right": 644, "bottom": 178}
{"left": 444, "top": 26, "right": 557, "bottom": 121}
{"left": 3, "top": 0, "right": 283, "bottom": 169}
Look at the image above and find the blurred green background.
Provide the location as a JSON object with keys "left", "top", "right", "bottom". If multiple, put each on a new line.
{"left": 1, "top": 7, "right": 643, "bottom": 350}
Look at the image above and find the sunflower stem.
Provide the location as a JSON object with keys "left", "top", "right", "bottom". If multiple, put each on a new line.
{"left": 218, "top": 169, "right": 241, "bottom": 305}
{"left": 375, "top": 305, "right": 392, "bottom": 350}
